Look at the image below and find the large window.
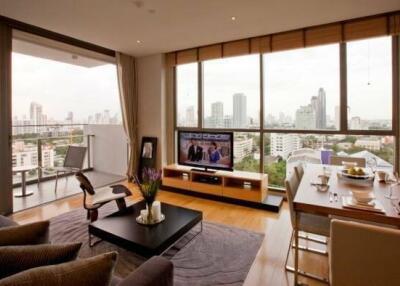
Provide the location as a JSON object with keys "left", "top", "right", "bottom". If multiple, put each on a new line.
{"left": 174, "top": 34, "right": 397, "bottom": 189}
{"left": 203, "top": 55, "right": 260, "bottom": 129}
{"left": 176, "top": 63, "right": 198, "bottom": 127}
{"left": 264, "top": 44, "right": 340, "bottom": 130}
{"left": 12, "top": 37, "right": 120, "bottom": 184}
{"left": 347, "top": 36, "right": 392, "bottom": 130}
{"left": 264, "top": 133, "right": 394, "bottom": 188}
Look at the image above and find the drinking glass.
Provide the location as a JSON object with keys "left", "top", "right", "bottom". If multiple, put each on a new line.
{"left": 385, "top": 173, "right": 399, "bottom": 200}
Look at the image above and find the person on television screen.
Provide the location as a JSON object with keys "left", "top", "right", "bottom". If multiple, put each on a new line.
{"left": 187, "top": 139, "right": 203, "bottom": 161}
{"left": 208, "top": 141, "right": 221, "bottom": 163}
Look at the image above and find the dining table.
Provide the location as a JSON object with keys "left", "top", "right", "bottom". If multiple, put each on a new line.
{"left": 292, "top": 163, "right": 400, "bottom": 285}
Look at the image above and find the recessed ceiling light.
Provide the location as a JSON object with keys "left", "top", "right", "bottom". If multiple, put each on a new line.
{"left": 231, "top": 16, "right": 236, "bottom": 21}
{"left": 136, "top": 40, "right": 142, "bottom": 44}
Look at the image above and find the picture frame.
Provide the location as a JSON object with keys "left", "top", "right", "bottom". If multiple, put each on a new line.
{"left": 138, "top": 137, "right": 158, "bottom": 182}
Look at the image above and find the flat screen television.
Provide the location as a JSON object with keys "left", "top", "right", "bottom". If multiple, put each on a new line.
{"left": 178, "top": 131, "right": 234, "bottom": 172}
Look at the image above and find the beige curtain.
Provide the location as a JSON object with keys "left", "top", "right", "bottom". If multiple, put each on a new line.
{"left": 116, "top": 53, "right": 138, "bottom": 181}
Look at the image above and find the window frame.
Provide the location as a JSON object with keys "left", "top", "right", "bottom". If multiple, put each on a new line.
{"left": 173, "top": 36, "right": 400, "bottom": 191}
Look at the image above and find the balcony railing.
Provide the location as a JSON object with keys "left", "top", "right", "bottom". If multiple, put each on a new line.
{"left": 12, "top": 124, "right": 93, "bottom": 187}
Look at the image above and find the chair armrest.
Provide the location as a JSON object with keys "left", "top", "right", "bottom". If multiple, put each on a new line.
{"left": 118, "top": 256, "right": 173, "bottom": 286}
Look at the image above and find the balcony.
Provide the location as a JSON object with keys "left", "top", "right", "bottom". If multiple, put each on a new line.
{"left": 12, "top": 124, "right": 128, "bottom": 212}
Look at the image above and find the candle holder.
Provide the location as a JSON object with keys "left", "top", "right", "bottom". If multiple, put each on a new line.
{"left": 136, "top": 211, "right": 165, "bottom": 225}
{"left": 134, "top": 169, "right": 165, "bottom": 225}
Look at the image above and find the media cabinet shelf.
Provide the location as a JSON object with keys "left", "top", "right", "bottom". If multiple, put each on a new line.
{"left": 162, "top": 164, "right": 267, "bottom": 204}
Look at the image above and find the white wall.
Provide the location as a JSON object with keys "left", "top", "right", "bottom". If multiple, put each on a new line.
{"left": 137, "top": 54, "right": 167, "bottom": 169}
{"left": 84, "top": 124, "right": 128, "bottom": 176}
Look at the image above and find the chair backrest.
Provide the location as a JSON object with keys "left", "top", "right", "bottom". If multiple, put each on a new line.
{"left": 330, "top": 219, "right": 400, "bottom": 286}
{"left": 75, "top": 172, "right": 95, "bottom": 195}
{"left": 329, "top": 155, "right": 366, "bottom": 167}
{"left": 285, "top": 172, "right": 300, "bottom": 228}
{"left": 64, "top": 146, "right": 87, "bottom": 169}
{"left": 294, "top": 163, "right": 304, "bottom": 182}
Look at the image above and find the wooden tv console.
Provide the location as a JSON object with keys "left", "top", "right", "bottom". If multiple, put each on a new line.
{"left": 162, "top": 164, "right": 268, "bottom": 203}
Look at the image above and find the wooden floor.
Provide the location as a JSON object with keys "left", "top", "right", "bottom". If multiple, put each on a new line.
{"left": 12, "top": 171, "right": 125, "bottom": 212}
{"left": 10, "top": 181, "right": 328, "bottom": 286}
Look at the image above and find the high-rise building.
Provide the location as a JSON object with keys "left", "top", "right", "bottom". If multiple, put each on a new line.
{"left": 317, "top": 88, "right": 326, "bottom": 129}
{"left": 224, "top": 115, "right": 233, "bottom": 128}
{"left": 310, "top": 88, "right": 327, "bottom": 129}
{"left": 185, "top": 106, "right": 196, "bottom": 126}
{"left": 233, "top": 93, "right": 247, "bottom": 128}
{"left": 30, "top": 102, "right": 47, "bottom": 133}
{"left": 103, "top": 110, "right": 111, "bottom": 124}
{"left": 270, "top": 133, "right": 301, "bottom": 160}
{"left": 295, "top": 105, "right": 316, "bottom": 129}
{"left": 335, "top": 105, "right": 340, "bottom": 129}
{"left": 66, "top": 111, "right": 73, "bottom": 123}
{"left": 210, "top": 102, "right": 224, "bottom": 128}
{"left": 350, "top": 116, "right": 362, "bottom": 129}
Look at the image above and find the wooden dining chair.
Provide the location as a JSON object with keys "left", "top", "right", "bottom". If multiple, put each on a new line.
{"left": 330, "top": 219, "right": 400, "bottom": 286}
{"left": 294, "top": 163, "right": 304, "bottom": 182}
{"left": 329, "top": 155, "right": 366, "bottom": 167}
{"left": 284, "top": 172, "right": 331, "bottom": 283}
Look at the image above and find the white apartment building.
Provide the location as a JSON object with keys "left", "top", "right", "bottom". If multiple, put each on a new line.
{"left": 271, "top": 133, "right": 301, "bottom": 160}
{"left": 355, "top": 138, "right": 381, "bottom": 151}
{"left": 12, "top": 142, "right": 55, "bottom": 168}
{"left": 234, "top": 136, "right": 253, "bottom": 163}
{"left": 295, "top": 105, "right": 316, "bottom": 129}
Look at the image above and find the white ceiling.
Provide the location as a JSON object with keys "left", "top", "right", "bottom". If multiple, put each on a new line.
{"left": 1, "top": 0, "right": 399, "bottom": 57}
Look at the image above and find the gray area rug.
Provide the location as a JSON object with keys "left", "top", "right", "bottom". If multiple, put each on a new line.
{"left": 49, "top": 203, "right": 264, "bottom": 286}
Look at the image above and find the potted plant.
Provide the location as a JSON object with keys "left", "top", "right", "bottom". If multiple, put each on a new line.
{"left": 134, "top": 168, "right": 162, "bottom": 224}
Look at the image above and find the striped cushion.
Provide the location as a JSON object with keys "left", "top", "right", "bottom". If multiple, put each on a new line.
{"left": 0, "top": 252, "right": 117, "bottom": 286}
{"left": 0, "top": 243, "right": 82, "bottom": 279}
{"left": 0, "top": 221, "right": 49, "bottom": 246}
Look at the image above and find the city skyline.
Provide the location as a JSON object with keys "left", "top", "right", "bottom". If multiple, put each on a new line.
{"left": 12, "top": 52, "right": 121, "bottom": 122}
{"left": 12, "top": 101, "right": 121, "bottom": 126}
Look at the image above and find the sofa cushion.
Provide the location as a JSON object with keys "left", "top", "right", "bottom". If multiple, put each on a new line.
{"left": 0, "top": 243, "right": 82, "bottom": 279}
{"left": 0, "top": 221, "right": 49, "bottom": 246}
{"left": 0, "top": 252, "right": 117, "bottom": 286}
{"left": 0, "top": 216, "right": 17, "bottom": 228}
{"left": 118, "top": 256, "right": 173, "bottom": 286}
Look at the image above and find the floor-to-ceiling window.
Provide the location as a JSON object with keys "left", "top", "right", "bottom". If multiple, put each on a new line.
{"left": 174, "top": 34, "right": 398, "bottom": 190}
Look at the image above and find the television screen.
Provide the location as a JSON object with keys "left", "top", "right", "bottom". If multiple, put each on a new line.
{"left": 178, "top": 131, "right": 233, "bottom": 171}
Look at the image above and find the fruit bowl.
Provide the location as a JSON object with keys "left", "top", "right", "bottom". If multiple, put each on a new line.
{"left": 341, "top": 167, "right": 373, "bottom": 180}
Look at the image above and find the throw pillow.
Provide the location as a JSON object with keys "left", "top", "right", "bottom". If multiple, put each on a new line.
{"left": 0, "top": 243, "right": 82, "bottom": 279}
{"left": 0, "top": 221, "right": 49, "bottom": 246}
{"left": 0, "top": 252, "right": 118, "bottom": 286}
{"left": 0, "top": 216, "right": 17, "bottom": 228}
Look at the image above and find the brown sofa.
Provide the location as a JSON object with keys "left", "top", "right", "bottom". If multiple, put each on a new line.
{"left": 0, "top": 215, "right": 173, "bottom": 286}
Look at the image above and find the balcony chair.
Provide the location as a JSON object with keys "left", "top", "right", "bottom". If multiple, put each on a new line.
{"left": 75, "top": 172, "right": 132, "bottom": 223}
{"left": 284, "top": 172, "right": 331, "bottom": 283}
{"left": 329, "top": 155, "right": 366, "bottom": 167}
{"left": 54, "top": 145, "right": 87, "bottom": 192}
{"left": 330, "top": 219, "right": 400, "bottom": 286}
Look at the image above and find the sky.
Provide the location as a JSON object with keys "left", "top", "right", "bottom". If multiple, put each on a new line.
{"left": 177, "top": 36, "right": 392, "bottom": 123}
{"left": 12, "top": 52, "right": 121, "bottom": 122}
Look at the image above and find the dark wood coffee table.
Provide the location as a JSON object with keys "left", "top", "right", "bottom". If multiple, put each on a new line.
{"left": 88, "top": 200, "right": 203, "bottom": 257}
